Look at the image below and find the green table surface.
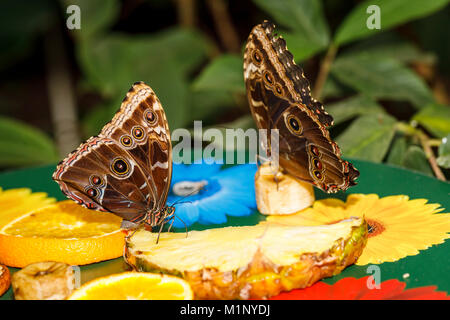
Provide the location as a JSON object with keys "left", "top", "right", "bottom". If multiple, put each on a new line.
{"left": 0, "top": 159, "right": 449, "bottom": 300}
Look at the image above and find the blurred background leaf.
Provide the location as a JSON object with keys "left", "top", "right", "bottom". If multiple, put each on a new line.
{"left": 413, "top": 103, "right": 450, "bottom": 138}
{"left": 334, "top": 0, "right": 450, "bottom": 45}
{"left": 386, "top": 136, "right": 409, "bottom": 167}
{"left": 0, "top": 0, "right": 55, "bottom": 70}
{"left": 331, "top": 54, "right": 435, "bottom": 108}
{"left": 343, "top": 32, "right": 436, "bottom": 64}
{"left": 0, "top": 0, "right": 448, "bottom": 180}
{"left": 192, "top": 54, "right": 244, "bottom": 93}
{"left": 78, "top": 27, "right": 212, "bottom": 132}
{"left": 62, "top": 0, "right": 120, "bottom": 41}
{"left": 252, "top": 0, "right": 330, "bottom": 49}
{"left": 0, "top": 117, "right": 59, "bottom": 167}
{"left": 335, "top": 113, "right": 397, "bottom": 162}
{"left": 402, "top": 145, "right": 434, "bottom": 176}
{"left": 327, "top": 95, "right": 385, "bottom": 125}
{"left": 437, "top": 135, "right": 450, "bottom": 168}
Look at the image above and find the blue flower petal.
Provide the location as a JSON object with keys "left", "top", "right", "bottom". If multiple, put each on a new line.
{"left": 219, "top": 187, "right": 256, "bottom": 208}
{"left": 196, "top": 199, "right": 228, "bottom": 224}
{"left": 172, "top": 202, "right": 199, "bottom": 228}
{"left": 166, "top": 163, "right": 257, "bottom": 227}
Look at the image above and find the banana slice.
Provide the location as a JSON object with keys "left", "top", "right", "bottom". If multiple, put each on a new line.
{"left": 255, "top": 162, "right": 315, "bottom": 214}
{"left": 12, "top": 262, "right": 75, "bottom": 300}
{"left": 0, "top": 264, "right": 10, "bottom": 297}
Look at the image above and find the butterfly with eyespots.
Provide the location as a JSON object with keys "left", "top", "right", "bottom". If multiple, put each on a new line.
{"left": 53, "top": 82, "right": 176, "bottom": 235}
{"left": 244, "top": 21, "right": 359, "bottom": 193}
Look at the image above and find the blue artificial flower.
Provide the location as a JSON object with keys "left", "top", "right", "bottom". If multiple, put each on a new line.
{"left": 166, "top": 162, "right": 257, "bottom": 228}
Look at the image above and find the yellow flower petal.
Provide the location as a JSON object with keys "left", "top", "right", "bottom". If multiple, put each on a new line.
{"left": 267, "top": 193, "right": 450, "bottom": 265}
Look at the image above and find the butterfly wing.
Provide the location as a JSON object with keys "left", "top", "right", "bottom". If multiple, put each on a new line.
{"left": 99, "top": 82, "right": 172, "bottom": 210}
{"left": 275, "top": 103, "right": 359, "bottom": 192}
{"left": 244, "top": 21, "right": 359, "bottom": 193}
{"left": 53, "top": 82, "right": 172, "bottom": 223}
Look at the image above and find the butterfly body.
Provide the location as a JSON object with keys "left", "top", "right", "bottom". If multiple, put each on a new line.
{"left": 53, "top": 82, "right": 174, "bottom": 229}
{"left": 244, "top": 21, "right": 359, "bottom": 193}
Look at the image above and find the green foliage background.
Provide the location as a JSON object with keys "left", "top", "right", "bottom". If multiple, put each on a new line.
{"left": 0, "top": 0, "right": 449, "bottom": 180}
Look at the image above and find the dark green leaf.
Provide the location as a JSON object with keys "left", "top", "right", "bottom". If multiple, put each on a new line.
{"left": 326, "top": 95, "right": 385, "bottom": 125}
{"left": 0, "top": 0, "right": 53, "bottom": 35}
{"left": 192, "top": 54, "right": 245, "bottom": 93}
{"left": 335, "top": 0, "right": 450, "bottom": 45}
{"left": 188, "top": 90, "right": 237, "bottom": 122}
{"left": 77, "top": 28, "right": 211, "bottom": 129}
{"left": 402, "top": 145, "right": 433, "bottom": 176}
{"left": 331, "top": 55, "right": 435, "bottom": 109}
{"left": 279, "top": 31, "right": 327, "bottom": 62}
{"left": 0, "top": 117, "right": 59, "bottom": 167}
{"left": 81, "top": 95, "right": 124, "bottom": 138}
{"left": 386, "top": 136, "right": 408, "bottom": 166}
{"left": 336, "top": 113, "right": 397, "bottom": 162}
{"left": 321, "top": 75, "right": 351, "bottom": 99}
{"left": 413, "top": 103, "right": 450, "bottom": 138}
{"left": 78, "top": 28, "right": 210, "bottom": 95}
{"left": 343, "top": 32, "right": 436, "bottom": 64}
{"left": 78, "top": 34, "right": 134, "bottom": 96}
{"left": 437, "top": 134, "right": 450, "bottom": 168}
{"left": 252, "top": 0, "right": 330, "bottom": 48}
{"left": 0, "top": 0, "right": 55, "bottom": 69}
{"left": 62, "top": 0, "right": 120, "bottom": 41}
{"left": 134, "top": 28, "right": 213, "bottom": 76}
{"left": 413, "top": 7, "right": 450, "bottom": 74}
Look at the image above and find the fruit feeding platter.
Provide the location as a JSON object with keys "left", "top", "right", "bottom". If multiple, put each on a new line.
{"left": 0, "top": 158, "right": 449, "bottom": 300}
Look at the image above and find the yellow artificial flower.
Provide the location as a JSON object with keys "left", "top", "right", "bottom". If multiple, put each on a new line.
{"left": 0, "top": 187, "right": 56, "bottom": 227}
{"left": 267, "top": 194, "right": 450, "bottom": 265}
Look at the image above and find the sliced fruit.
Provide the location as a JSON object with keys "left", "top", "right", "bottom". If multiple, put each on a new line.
{"left": 125, "top": 218, "right": 367, "bottom": 299}
{"left": 0, "top": 264, "right": 10, "bottom": 297}
{"left": 12, "top": 262, "right": 75, "bottom": 300}
{"left": 255, "top": 162, "right": 315, "bottom": 214}
{"left": 68, "top": 272, "right": 193, "bottom": 300}
{"left": 0, "top": 188, "right": 55, "bottom": 227}
{"left": 0, "top": 200, "right": 124, "bottom": 267}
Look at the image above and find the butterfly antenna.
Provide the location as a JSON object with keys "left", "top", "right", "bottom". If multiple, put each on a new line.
{"left": 169, "top": 186, "right": 204, "bottom": 207}
{"left": 167, "top": 215, "right": 176, "bottom": 233}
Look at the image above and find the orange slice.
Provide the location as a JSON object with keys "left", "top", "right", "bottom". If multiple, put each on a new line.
{"left": 0, "top": 200, "right": 125, "bottom": 268}
{"left": 68, "top": 272, "right": 193, "bottom": 300}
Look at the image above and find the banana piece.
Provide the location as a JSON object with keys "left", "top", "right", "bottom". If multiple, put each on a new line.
{"left": 12, "top": 262, "right": 75, "bottom": 300}
{"left": 255, "top": 162, "right": 315, "bottom": 215}
{"left": 0, "top": 264, "right": 10, "bottom": 297}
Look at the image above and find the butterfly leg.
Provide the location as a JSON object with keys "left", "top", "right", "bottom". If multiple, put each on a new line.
{"left": 155, "top": 221, "right": 166, "bottom": 244}
{"left": 167, "top": 215, "right": 176, "bottom": 233}
{"left": 173, "top": 214, "right": 189, "bottom": 238}
{"left": 255, "top": 153, "right": 270, "bottom": 169}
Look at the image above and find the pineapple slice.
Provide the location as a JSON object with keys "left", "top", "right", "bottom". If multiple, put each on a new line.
{"left": 125, "top": 218, "right": 367, "bottom": 300}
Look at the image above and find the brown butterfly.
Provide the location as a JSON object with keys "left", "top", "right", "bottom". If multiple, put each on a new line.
{"left": 244, "top": 21, "right": 359, "bottom": 193}
{"left": 53, "top": 82, "right": 176, "bottom": 235}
